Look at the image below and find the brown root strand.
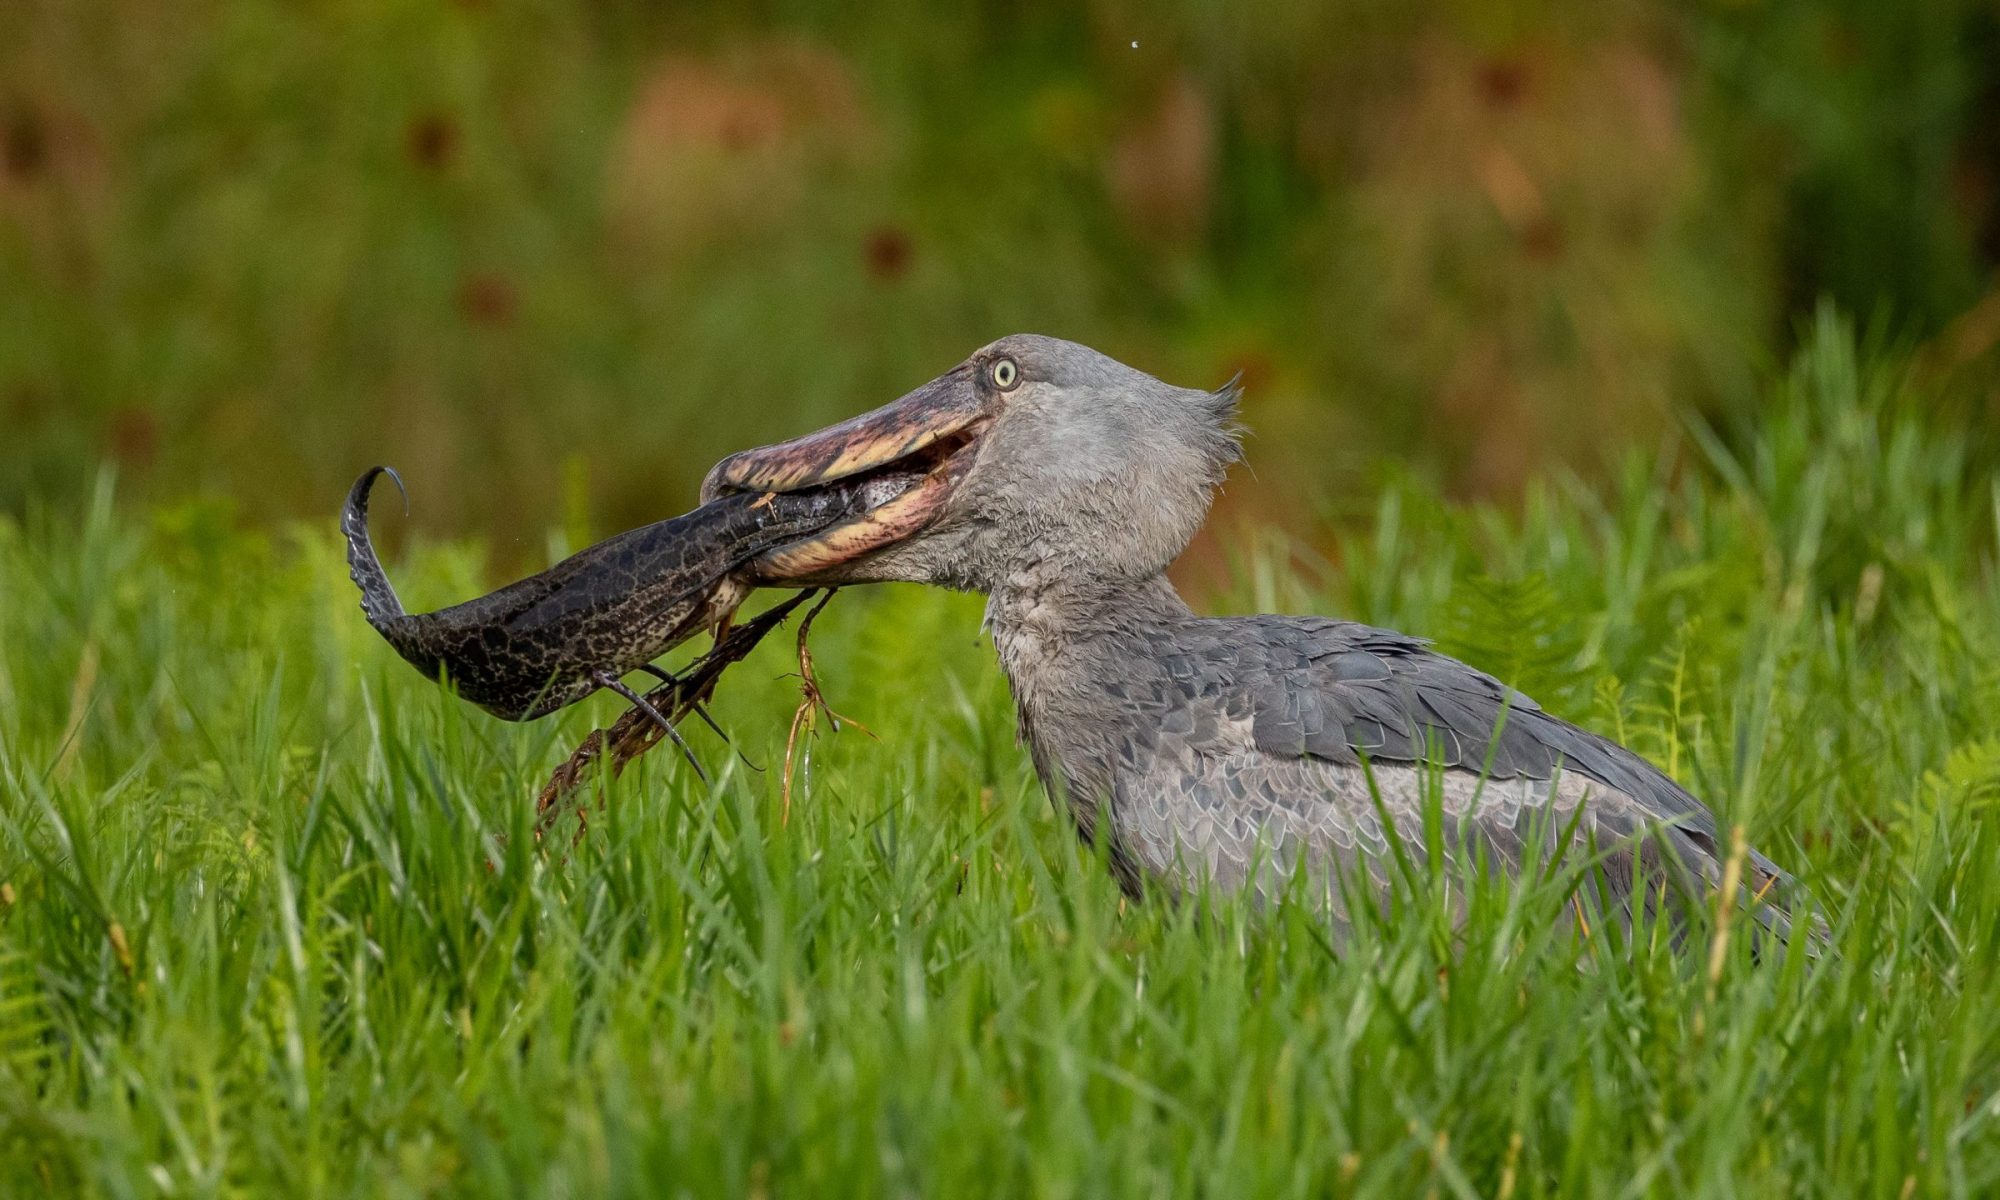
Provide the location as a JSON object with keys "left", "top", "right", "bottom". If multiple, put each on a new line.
{"left": 780, "top": 589, "right": 874, "bottom": 826}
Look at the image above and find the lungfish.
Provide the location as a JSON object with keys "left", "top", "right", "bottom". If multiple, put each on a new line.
{"left": 340, "top": 463, "right": 928, "bottom": 749}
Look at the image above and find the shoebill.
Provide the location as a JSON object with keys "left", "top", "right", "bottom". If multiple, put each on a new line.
{"left": 703, "top": 335, "right": 1803, "bottom": 941}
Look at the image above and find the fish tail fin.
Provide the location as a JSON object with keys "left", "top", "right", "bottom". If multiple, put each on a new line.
{"left": 342, "top": 465, "right": 412, "bottom": 628}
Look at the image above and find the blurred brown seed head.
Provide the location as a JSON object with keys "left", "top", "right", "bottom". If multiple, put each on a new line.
{"left": 1477, "top": 58, "right": 1532, "bottom": 110}
{"left": 456, "top": 273, "right": 517, "bottom": 328}
{"left": 863, "top": 225, "right": 913, "bottom": 281}
{"left": 2, "top": 106, "right": 48, "bottom": 182}
{"left": 406, "top": 113, "right": 459, "bottom": 170}
{"left": 106, "top": 408, "right": 160, "bottom": 470}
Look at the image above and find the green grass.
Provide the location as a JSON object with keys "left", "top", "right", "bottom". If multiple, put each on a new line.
{"left": 2, "top": 319, "right": 1998, "bottom": 1196}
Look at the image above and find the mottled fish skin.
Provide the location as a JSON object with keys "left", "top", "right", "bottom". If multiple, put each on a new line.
{"left": 341, "top": 466, "right": 870, "bottom": 720}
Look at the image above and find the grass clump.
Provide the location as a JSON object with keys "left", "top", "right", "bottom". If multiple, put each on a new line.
{"left": 1, "top": 321, "right": 1997, "bottom": 1196}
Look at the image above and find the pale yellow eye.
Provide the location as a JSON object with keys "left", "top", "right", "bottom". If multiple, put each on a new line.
{"left": 990, "top": 358, "right": 1019, "bottom": 390}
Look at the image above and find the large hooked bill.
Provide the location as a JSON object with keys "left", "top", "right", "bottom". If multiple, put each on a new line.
{"left": 340, "top": 460, "right": 931, "bottom": 725}
{"left": 701, "top": 364, "right": 990, "bottom": 580}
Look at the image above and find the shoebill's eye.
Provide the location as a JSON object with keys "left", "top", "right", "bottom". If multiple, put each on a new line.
{"left": 990, "top": 358, "right": 1019, "bottom": 390}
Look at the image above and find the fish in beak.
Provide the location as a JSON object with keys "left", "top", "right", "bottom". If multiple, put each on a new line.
{"left": 341, "top": 465, "right": 886, "bottom": 726}
{"left": 701, "top": 365, "right": 992, "bottom": 580}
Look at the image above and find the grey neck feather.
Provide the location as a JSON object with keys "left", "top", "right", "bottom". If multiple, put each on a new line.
{"left": 983, "top": 563, "right": 1188, "bottom": 801}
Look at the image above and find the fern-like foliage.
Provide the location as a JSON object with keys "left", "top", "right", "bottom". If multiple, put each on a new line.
{"left": 0, "top": 935, "right": 53, "bottom": 1104}
{"left": 1436, "top": 571, "right": 1592, "bottom": 713}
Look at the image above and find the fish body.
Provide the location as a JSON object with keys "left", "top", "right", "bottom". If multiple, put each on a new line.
{"left": 341, "top": 466, "right": 872, "bottom": 719}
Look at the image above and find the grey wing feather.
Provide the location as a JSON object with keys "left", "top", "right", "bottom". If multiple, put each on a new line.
{"left": 1112, "top": 615, "right": 1802, "bottom": 944}
{"left": 1233, "top": 618, "right": 1775, "bottom": 868}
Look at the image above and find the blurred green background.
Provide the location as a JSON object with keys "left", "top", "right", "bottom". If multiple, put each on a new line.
{"left": 4, "top": 0, "right": 1999, "bottom": 570}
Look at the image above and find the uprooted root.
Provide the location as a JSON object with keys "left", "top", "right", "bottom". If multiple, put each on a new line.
{"left": 534, "top": 589, "right": 820, "bottom": 841}
{"left": 780, "top": 589, "right": 874, "bottom": 826}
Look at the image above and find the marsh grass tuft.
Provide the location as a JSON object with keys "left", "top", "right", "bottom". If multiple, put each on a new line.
{"left": 1, "top": 322, "right": 1997, "bottom": 1195}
